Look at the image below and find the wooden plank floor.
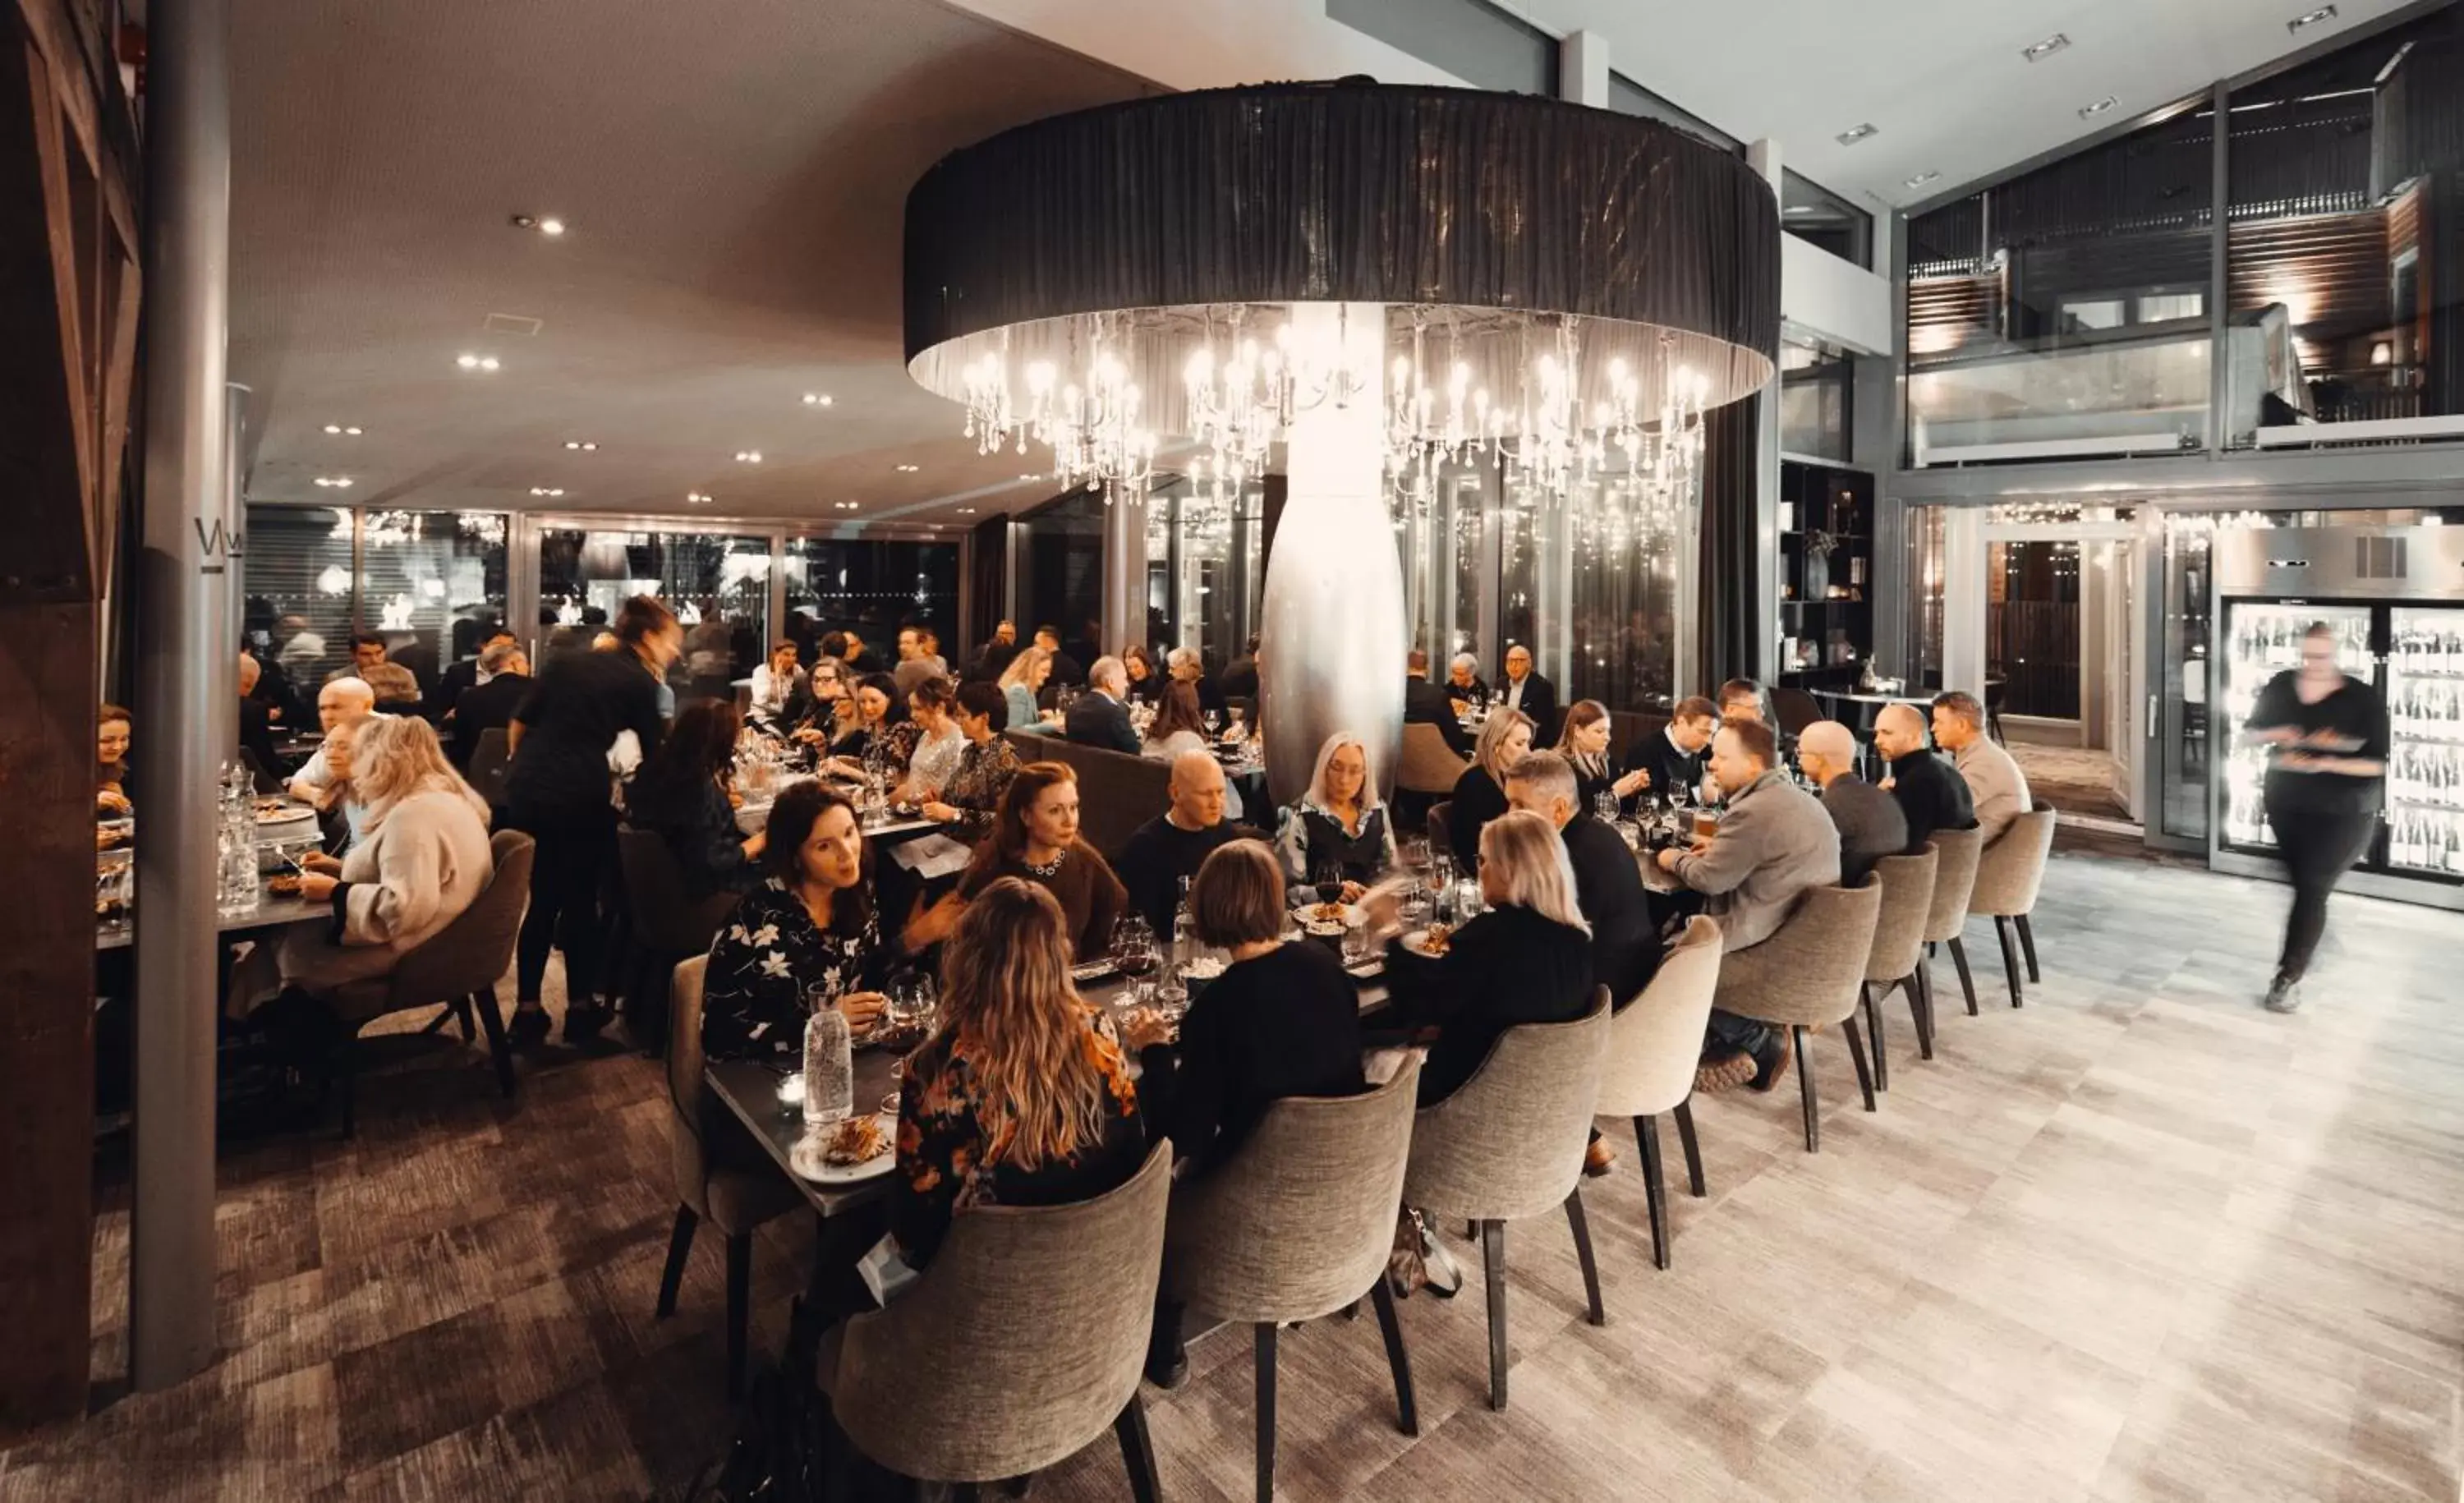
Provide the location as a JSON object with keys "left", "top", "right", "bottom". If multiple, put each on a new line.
{"left": 3, "top": 848, "right": 2460, "bottom": 1501}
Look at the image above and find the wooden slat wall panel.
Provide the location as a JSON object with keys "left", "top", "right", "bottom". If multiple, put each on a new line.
{"left": 1907, "top": 273, "right": 1999, "bottom": 359}
{"left": 2226, "top": 210, "right": 2393, "bottom": 375}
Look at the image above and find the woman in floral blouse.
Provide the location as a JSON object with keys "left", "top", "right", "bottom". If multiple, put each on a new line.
{"left": 918, "top": 680, "right": 1020, "bottom": 834}
{"left": 700, "top": 780, "right": 892, "bottom": 1063}
{"left": 891, "top": 876, "right": 1147, "bottom": 1270}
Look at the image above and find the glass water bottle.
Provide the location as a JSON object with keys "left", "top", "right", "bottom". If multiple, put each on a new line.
{"left": 802, "top": 1003, "right": 853, "bottom": 1127}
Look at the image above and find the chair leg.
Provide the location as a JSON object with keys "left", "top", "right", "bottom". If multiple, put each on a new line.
{"left": 453, "top": 994, "right": 476, "bottom": 1042}
{"left": 1947, "top": 936, "right": 1980, "bottom": 1017}
{"left": 1480, "top": 1219, "right": 1509, "bottom": 1410}
{"left": 724, "top": 1230, "right": 752, "bottom": 1401}
{"left": 1862, "top": 982, "right": 1890, "bottom": 1092}
{"left": 1564, "top": 1189, "right": 1605, "bottom": 1326}
{"left": 1671, "top": 1097, "right": 1706, "bottom": 1197}
{"left": 420, "top": 1004, "right": 457, "bottom": 1036}
{"left": 1114, "top": 1394, "right": 1161, "bottom": 1503}
{"left": 655, "top": 1205, "right": 697, "bottom": 1319}
{"left": 2016, "top": 912, "right": 2041, "bottom": 983}
{"left": 1795, "top": 1027, "right": 1820, "bottom": 1153}
{"left": 1633, "top": 1115, "right": 1669, "bottom": 1270}
{"left": 1903, "top": 972, "right": 1935, "bottom": 1061}
{"left": 1841, "top": 1013, "right": 1878, "bottom": 1113}
{"left": 1368, "top": 1277, "right": 1419, "bottom": 1436}
{"left": 338, "top": 1032, "right": 360, "bottom": 1141}
{"left": 471, "top": 989, "right": 517, "bottom": 1097}
{"left": 1253, "top": 1322, "right": 1276, "bottom": 1503}
{"left": 1994, "top": 916, "right": 2025, "bottom": 1008}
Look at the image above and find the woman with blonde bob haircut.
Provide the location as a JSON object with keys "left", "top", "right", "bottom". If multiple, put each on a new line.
{"left": 1273, "top": 730, "right": 1398, "bottom": 900}
{"left": 1446, "top": 706, "right": 1534, "bottom": 863}
{"left": 891, "top": 876, "right": 1147, "bottom": 1270}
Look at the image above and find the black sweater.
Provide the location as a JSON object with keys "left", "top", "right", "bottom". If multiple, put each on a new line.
{"left": 1885, "top": 749, "right": 1977, "bottom": 852}
{"left": 1114, "top": 815, "right": 1264, "bottom": 935}
{"left": 1380, "top": 903, "right": 1593, "bottom": 1105}
{"left": 1446, "top": 765, "right": 1510, "bottom": 865}
{"left": 1137, "top": 940, "right": 1365, "bottom": 1177}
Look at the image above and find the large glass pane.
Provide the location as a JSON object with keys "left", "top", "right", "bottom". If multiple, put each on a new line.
{"left": 783, "top": 537, "right": 961, "bottom": 666}
{"left": 2156, "top": 516, "right": 2213, "bottom": 840}
{"left": 1905, "top": 100, "right": 2215, "bottom": 466}
{"left": 1986, "top": 540, "right": 2082, "bottom": 719}
{"left": 537, "top": 526, "right": 772, "bottom": 688}
{"left": 355, "top": 511, "right": 509, "bottom": 692}
{"left": 1778, "top": 338, "right": 1854, "bottom": 461}
{"left": 1559, "top": 476, "right": 1684, "bottom": 713}
{"left": 1902, "top": 503, "right": 1947, "bottom": 688}
{"left": 1151, "top": 479, "right": 1261, "bottom": 670}
{"left": 1018, "top": 488, "right": 1106, "bottom": 669}
{"left": 242, "top": 503, "right": 359, "bottom": 687}
{"left": 1781, "top": 169, "right": 1873, "bottom": 269}
{"left": 2216, "top": 601, "right": 2374, "bottom": 850}
{"left": 2223, "top": 9, "right": 2464, "bottom": 446}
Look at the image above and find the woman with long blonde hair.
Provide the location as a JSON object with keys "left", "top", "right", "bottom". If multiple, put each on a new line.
{"left": 1446, "top": 706, "right": 1534, "bottom": 864}
{"left": 998, "top": 645, "right": 1057, "bottom": 733}
{"left": 891, "top": 877, "right": 1147, "bottom": 1268}
{"left": 1272, "top": 729, "right": 1397, "bottom": 900}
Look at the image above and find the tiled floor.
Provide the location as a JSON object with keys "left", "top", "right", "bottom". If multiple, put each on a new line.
{"left": 3, "top": 848, "right": 2460, "bottom": 1501}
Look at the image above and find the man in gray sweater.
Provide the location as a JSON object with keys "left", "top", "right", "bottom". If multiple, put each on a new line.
{"left": 1657, "top": 718, "right": 1841, "bottom": 1092}
{"left": 1799, "top": 719, "right": 1907, "bottom": 885}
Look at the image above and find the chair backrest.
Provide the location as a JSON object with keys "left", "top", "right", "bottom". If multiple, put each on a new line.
{"left": 999, "top": 729, "right": 1170, "bottom": 861}
{"left": 1404, "top": 990, "right": 1611, "bottom": 1223}
{"left": 1919, "top": 826, "right": 1984, "bottom": 943}
{"left": 1426, "top": 800, "right": 1454, "bottom": 863}
{"left": 1397, "top": 721, "right": 1470, "bottom": 795}
{"left": 384, "top": 830, "right": 535, "bottom": 1005}
{"left": 1607, "top": 710, "right": 1666, "bottom": 762}
{"left": 618, "top": 828, "right": 739, "bottom": 956}
{"left": 469, "top": 729, "right": 512, "bottom": 805}
{"left": 1862, "top": 845, "right": 1938, "bottom": 985}
{"left": 1161, "top": 1057, "right": 1423, "bottom": 1326}
{"left": 1708, "top": 878, "right": 1881, "bottom": 1030}
{"left": 1968, "top": 802, "right": 2057, "bottom": 917}
{"left": 1772, "top": 686, "right": 1825, "bottom": 738}
{"left": 1594, "top": 916, "right": 1724, "bottom": 1119}
{"left": 834, "top": 1140, "right": 1173, "bottom": 1484}
{"left": 666, "top": 954, "right": 713, "bottom": 1218}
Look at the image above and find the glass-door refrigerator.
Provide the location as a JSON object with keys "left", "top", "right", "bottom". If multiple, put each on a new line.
{"left": 2214, "top": 602, "right": 2374, "bottom": 851}
{"left": 2384, "top": 607, "right": 2464, "bottom": 880}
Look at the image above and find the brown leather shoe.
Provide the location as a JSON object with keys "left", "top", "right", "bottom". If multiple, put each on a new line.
{"left": 1583, "top": 1138, "right": 1616, "bottom": 1177}
{"left": 1694, "top": 1050, "right": 1757, "bottom": 1094}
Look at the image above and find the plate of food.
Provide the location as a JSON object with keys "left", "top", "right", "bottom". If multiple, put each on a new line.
{"left": 267, "top": 871, "right": 305, "bottom": 897}
{"left": 788, "top": 1111, "right": 899, "bottom": 1184}
{"left": 1400, "top": 923, "right": 1453, "bottom": 958}
{"left": 95, "top": 818, "right": 133, "bottom": 852}
{"left": 1302, "top": 900, "right": 1358, "bottom": 927}
{"left": 254, "top": 798, "right": 314, "bottom": 824}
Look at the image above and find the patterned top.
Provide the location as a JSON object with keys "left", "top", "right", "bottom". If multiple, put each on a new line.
{"left": 700, "top": 877, "right": 890, "bottom": 1064}
{"left": 891, "top": 1007, "right": 1147, "bottom": 1269}
{"left": 896, "top": 720, "right": 968, "bottom": 795}
{"left": 1272, "top": 797, "right": 1397, "bottom": 888}
{"left": 937, "top": 734, "right": 1021, "bottom": 833}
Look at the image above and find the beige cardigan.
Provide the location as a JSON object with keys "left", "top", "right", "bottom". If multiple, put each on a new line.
{"left": 281, "top": 786, "right": 492, "bottom": 991}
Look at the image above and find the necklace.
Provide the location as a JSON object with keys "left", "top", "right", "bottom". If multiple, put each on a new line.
{"left": 1022, "top": 847, "right": 1066, "bottom": 877}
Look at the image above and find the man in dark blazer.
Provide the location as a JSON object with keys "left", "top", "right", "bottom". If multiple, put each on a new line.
{"left": 1402, "top": 650, "right": 1473, "bottom": 756}
{"left": 1799, "top": 720, "right": 1907, "bottom": 885}
{"left": 1064, "top": 655, "right": 1142, "bottom": 755}
{"left": 1619, "top": 695, "right": 1717, "bottom": 808}
{"left": 1873, "top": 703, "right": 1976, "bottom": 851}
{"left": 236, "top": 651, "right": 286, "bottom": 784}
{"left": 1496, "top": 642, "right": 1557, "bottom": 742}
{"left": 448, "top": 641, "right": 532, "bottom": 770}
{"left": 425, "top": 623, "right": 516, "bottom": 724}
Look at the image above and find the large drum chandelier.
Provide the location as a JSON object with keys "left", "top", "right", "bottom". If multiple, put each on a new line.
{"left": 903, "top": 80, "right": 1779, "bottom": 797}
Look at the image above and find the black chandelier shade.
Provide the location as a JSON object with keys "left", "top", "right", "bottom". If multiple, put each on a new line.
{"left": 903, "top": 80, "right": 1781, "bottom": 404}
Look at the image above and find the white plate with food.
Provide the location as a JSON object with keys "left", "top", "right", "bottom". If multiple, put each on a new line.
{"left": 1399, "top": 924, "right": 1455, "bottom": 958}
{"left": 788, "top": 1111, "right": 899, "bottom": 1184}
{"left": 1298, "top": 900, "right": 1361, "bottom": 928}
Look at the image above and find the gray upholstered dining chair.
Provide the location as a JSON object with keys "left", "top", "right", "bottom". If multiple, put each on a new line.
{"left": 1967, "top": 802, "right": 2058, "bottom": 1008}
{"left": 1859, "top": 846, "right": 1939, "bottom": 1088}
{"left": 322, "top": 828, "right": 531, "bottom": 1138}
{"left": 1162, "top": 1057, "right": 1425, "bottom": 1502}
{"left": 1397, "top": 722, "right": 1470, "bottom": 797}
{"left": 1709, "top": 879, "right": 1884, "bottom": 1153}
{"left": 830, "top": 1141, "right": 1174, "bottom": 1501}
{"left": 616, "top": 829, "right": 740, "bottom": 1057}
{"left": 656, "top": 955, "right": 804, "bottom": 1400}
{"left": 1593, "top": 916, "right": 1722, "bottom": 1270}
{"left": 1919, "top": 826, "right": 1985, "bottom": 1018}
{"left": 1401, "top": 990, "right": 1612, "bottom": 1412}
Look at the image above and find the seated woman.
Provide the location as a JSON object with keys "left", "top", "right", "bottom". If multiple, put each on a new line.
{"left": 97, "top": 703, "right": 133, "bottom": 822}
{"left": 908, "top": 761, "right": 1125, "bottom": 958}
{"left": 282, "top": 715, "right": 495, "bottom": 995}
{"left": 1273, "top": 731, "right": 1396, "bottom": 902}
{"left": 1554, "top": 699, "right": 1619, "bottom": 814}
{"left": 882, "top": 675, "right": 965, "bottom": 804}
{"left": 893, "top": 876, "right": 1146, "bottom": 1271}
{"left": 1372, "top": 809, "right": 1594, "bottom": 1106}
{"left": 824, "top": 673, "right": 902, "bottom": 774}
{"left": 1120, "top": 643, "right": 1160, "bottom": 706}
{"left": 747, "top": 638, "right": 807, "bottom": 725}
{"left": 623, "top": 701, "right": 763, "bottom": 901}
{"left": 1446, "top": 708, "right": 1533, "bottom": 865}
{"left": 780, "top": 656, "right": 848, "bottom": 744}
{"left": 998, "top": 645, "right": 1060, "bottom": 735}
{"left": 701, "top": 779, "right": 891, "bottom": 1063}
{"left": 918, "top": 680, "right": 1020, "bottom": 834}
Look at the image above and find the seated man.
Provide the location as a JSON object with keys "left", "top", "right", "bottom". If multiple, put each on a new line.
{"left": 1403, "top": 649, "right": 1473, "bottom": 756}
{"left": 1872, "top": 703, "right": 1975, "bottom": 851}
{"left": 1933, "top": 690, "right": 2032, "bottom": 846}
{"left": 1653, "top": 719, "right": 1841, "bottom": 1093}
{"left": 450, "top": 640, "right": 531, "bottom": 770}
{"left": 1798, "top": 720, "right": 1906, "bottom": 886}
{"left": 1114, "top": 751, "right": 1266, "bottom": 935}
{"left": 1063, "top": 655, "right": 1142, "bottom": 755}
{"left": 287, "top": 675, "right": 378, "bottom": 815}
{"left": 1717, "top": 677, "right": 1768, "bottom": 726}
{"left": 1616, "top": 694, "right": 1717, "bottom": 809}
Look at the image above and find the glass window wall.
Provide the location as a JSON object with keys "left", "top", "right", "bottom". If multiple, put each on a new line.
{"left": 1018, "top": 488, "right": 1106, "bottom": 671}
{"left": 537, "top": 526, "right": 773, "bottom": 689}
{"left": 1147, "top": 476, "right": 1262, "bottom": 671}
{"left": 783, "top": 536, "right": 961, "bottom": 667}
{"left": 241, "top": 505, "right": 509, "bottom": 696}
{"left": 1781, "top": 169, "right": 1873, "bottom": 269}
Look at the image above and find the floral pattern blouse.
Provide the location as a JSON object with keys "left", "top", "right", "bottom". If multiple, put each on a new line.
{"left": 700, "top": 877, "right": 890, "bottom": 1064}
{"left": 890, "top": 1007, "right": 1147, "bottom": 1269}
{"left": 936, "top": 735, "right": 1021, "bottom": 833}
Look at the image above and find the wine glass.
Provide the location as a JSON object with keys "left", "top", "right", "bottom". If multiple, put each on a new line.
{"left": 1593, "top": 788, "right": 1620, "bottom": 825}
{"left": 1110, "top": 912, "right": 1158, "bottom": 980}
{"left": 1203, "top": 708, "right": 1222, "bottom": 738}
{"left": 1312, "top": 859, "right": 1344, "bottom": 910}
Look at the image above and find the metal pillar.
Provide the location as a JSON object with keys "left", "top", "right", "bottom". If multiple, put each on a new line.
{"left": 131, "top": 0, "right": 233, "bottom": 1391}
{"left": 1099, "top": 485, "right": 1147, "bottom": 655}
{"left": 1260, "top": 302, "right": 1405, "bottom": 804}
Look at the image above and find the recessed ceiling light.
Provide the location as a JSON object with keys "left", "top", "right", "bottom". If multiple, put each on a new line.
{"left": 1018, "top": 473, "right": 1041, "bottom": 481}
{"left": 832, "top": 500, "right": 862, "bottom": 511}
{"left": 510, "top": 214, "right": 567, "bottom": 236}
{"left": 2287, "top": 5, "right": 2337, "bottom": 32}
{"left": 563, "top": 439, "right": 597, "bottom": 451}
{"left": 456, "top": 352, "right": 499, "bottom": 371}
{"left": 312, "top": 476, "right": 353, "bottom": 489}
{"left": 2020, "top": 32, "right": 2070, "bottom": 62}
{"left": 321, "top": 422, "right": 364, "bottom": 436}
{"left": 801, "top": 393, "right": 833, "bottom": 407}
{"left": 1835, "top": 123, "right": 1878, "bottom": 146}
{"left": 526, "top": 486, "right": 565, "bottom": 498}
{"left": 734, "top": 450, "right": 763, "bottom": 464}
{"left": 957, "top": 507, "right": 977, "bottom": 515}
{"left": 2079, "top": 96, "right": 2119, "bottom": 118}
{"left": 538, "top": 218, "right": 565, "bottom": 237}
{"left": 687, "top": 491, "right": 714, "bottom": 504}
{"left": 894, "top": 463, "right": 919, "bottom": 473}
{"left": 1904, "top": 171, "right": 1942, "bottom": 189}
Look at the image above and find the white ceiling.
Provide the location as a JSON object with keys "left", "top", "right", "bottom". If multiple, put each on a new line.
{"left": 1510, "top": 0, "right": 2418, "bottom": 211}
{"left": 229, "top": 0, "right": 1156, "bottom": 527}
